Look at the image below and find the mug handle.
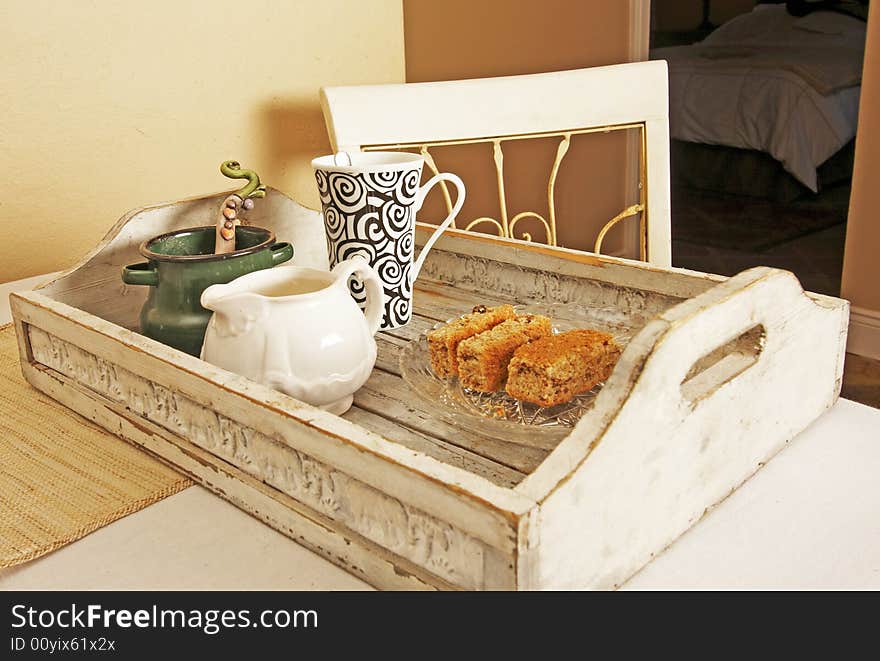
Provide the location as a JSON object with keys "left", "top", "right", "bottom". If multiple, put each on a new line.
{"left": 411, "top": 172, "right": 465, "bottom": 282}
{"left": 332, "top": 256, "right": 385, "bottom": 336}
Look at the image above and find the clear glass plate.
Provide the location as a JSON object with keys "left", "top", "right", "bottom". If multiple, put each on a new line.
{"left": 399, "top": 303, "right": 642, "bottom": 448}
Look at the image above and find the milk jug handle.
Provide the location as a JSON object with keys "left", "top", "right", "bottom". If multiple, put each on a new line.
{"left": 411, "top": 173, "right": 465, "bottom": 282}
{"left": 332, "top": 257, "right": 385, "bottom": 336}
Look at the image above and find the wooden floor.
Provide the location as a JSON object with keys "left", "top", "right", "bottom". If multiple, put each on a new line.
{"left": 842, "top": 353, "right": 880, "bottom": 409}
{"left": 671, "top": 183, "right": 848, "bottom": 297}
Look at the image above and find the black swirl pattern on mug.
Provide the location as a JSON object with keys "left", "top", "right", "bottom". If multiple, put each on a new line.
{"left": 328, "top": 171, "right": 367, "bottom": 214}
{"left": 390, "top": 296, "right": 411, "bottom": 327}
{"left": 323, "top": 206, "right": 346, "bottom": 242}
{"left": 399, "top": 261, "right": 413, "bottom": 298}
{"left": 315, "top": 170, "right": 330, "bottom": 200}
{"left": 374, "top": 253, "right": 409, "bottom": 328}
{"left": 354, "top": 212, "right": 391, "bottom": 254}
{"left": 398, "top": 169, "right": 421, "bottom": 203}
{"left": 319, "top": 163, "right": 428, "bottom": 328}
{"left": 333, "top": 242, "right": 376, "bottom": 308}
{"left": 372, "top": 253, "right": 404, "bottom": 291}
{"left": 365, "top": 169, "right": 402, "bottom": 193}
{"left": 347, "top": 277, "right": 367, "bottom": 307}
{"left": 334, "top": 239, "right": 377, "bottom": 267}
{"left": 395, "top": 229, "right": 414, "bottom": 265}
{"left": 381, "top": 201, "right": 411, "bottom": 237}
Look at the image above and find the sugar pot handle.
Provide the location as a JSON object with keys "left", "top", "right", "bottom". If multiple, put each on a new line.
{"left": 332, "top": 256, "right": 385, "bottom": 336}
{"left": 122, "top": 262, "right": 159, "bottom": 287}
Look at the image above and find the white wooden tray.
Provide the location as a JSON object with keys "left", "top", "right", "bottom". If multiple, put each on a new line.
{"left": 9, "top": 189, "right": 849, "bottom": 589}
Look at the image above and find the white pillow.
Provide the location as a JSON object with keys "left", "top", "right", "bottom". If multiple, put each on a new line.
{"left": 701, "top": 5, "right": 794, "bottom": 47}
{"left": 794, "top": 11, "right": 867, "bottom": 38}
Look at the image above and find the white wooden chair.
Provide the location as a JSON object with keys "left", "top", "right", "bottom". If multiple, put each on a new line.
{"left": 320, "top": 61, "right": 672, "bottom": 266}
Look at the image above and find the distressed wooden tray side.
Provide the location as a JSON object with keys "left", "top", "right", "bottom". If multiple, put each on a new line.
{"left": 518, "top": 267, "right": 848, "bottom": 588}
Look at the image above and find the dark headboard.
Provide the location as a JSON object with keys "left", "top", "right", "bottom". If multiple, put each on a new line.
{"left": 761, "top": 1, "right": 870, "bottom": 21}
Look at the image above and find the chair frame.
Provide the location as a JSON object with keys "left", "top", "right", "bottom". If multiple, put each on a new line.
{"left": 320, "top": 61, "right": 672, "bottom": 266}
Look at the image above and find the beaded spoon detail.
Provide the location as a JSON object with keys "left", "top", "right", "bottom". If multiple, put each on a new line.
{"left": 214, "top": 160, "right": 267, "bottom": 254}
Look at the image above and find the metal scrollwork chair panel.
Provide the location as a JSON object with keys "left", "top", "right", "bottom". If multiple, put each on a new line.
{"left": 320, "top": 61, "right": 671, "bottom": 266}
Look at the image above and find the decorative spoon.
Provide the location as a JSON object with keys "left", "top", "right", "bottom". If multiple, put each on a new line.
{"left": 214, "top": 160, "right": 266, "bottom": 254}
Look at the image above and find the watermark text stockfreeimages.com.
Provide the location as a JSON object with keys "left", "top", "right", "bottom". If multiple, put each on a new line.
{"left": 10, "top": 603, "right": 317, "bottom": 636}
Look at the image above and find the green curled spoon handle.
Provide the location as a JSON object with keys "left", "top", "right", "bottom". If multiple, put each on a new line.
{"left": 220, "top": 160, "right": 266, "bottom": 200}
{"left": 214, "top": 160, "right": 266, "bottom": 254}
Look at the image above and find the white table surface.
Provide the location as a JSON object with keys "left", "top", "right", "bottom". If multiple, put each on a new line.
{"left": 1, "top": 274, "right": 878, "bottom": 590}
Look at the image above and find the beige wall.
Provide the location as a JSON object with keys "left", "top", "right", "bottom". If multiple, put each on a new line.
{"left": 841, "top": 4, "right": 880, "bottom": 312}
{"left": 404, "top": 0, "right": 638, "bottom": 256}
{"left": 0, "top": 0, "right": 404, "bottom": 283}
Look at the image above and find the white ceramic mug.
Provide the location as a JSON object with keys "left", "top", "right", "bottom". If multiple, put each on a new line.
{"left": 312, "top": 151, "right": 465, "bottom": 330}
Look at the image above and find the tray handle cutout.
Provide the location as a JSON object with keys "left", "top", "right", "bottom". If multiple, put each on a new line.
{"left": 680, "top": 324, "right": 765, "bottom": 406}
{"left": 633, "top": 267, "right": 805, "bottom": 413}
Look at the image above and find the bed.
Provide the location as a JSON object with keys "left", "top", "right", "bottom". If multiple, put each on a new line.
{"left": 651, "top": 2, "right": 867, "bottom": 201}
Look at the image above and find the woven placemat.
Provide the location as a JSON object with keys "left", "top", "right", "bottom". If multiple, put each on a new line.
{"left": 0, "top": 324, "right": 192, "bottom": 568}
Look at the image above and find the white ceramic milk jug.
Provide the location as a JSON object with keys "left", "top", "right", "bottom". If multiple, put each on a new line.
{"left": 200, "top": 257, "right": 384, "bottom": 415}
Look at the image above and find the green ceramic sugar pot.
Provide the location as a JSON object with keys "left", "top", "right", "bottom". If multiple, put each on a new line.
{"left": 123, "top": 225, "right": 293, "bottom": 356}
{"left": 122, "top": 161, "right": 293, "bottom": 356}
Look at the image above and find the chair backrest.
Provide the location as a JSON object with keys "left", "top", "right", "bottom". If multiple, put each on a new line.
{"left": 320, "top": 61, "right": 671, "bottom": 266}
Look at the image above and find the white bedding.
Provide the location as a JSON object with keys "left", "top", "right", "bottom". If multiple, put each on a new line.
{"left": 652, "top": 5, "right": 866, "bottom": 192}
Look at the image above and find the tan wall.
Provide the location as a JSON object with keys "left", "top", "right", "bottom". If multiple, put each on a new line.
{"left": 841, "top": 4, "right": 880, "bottom": 312}
{"left": 0, "top": 0, "right": 404, "bottom": 283}
{"left": 404, "top": 0, "right": 639, "bottom": 256}
{"left": 653, "top": 0, "right": 756, "bottom": 31}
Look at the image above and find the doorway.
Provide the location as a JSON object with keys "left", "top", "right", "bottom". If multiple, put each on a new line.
{"left": 648, "top": 0, "right": 868, "bottom": 296}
